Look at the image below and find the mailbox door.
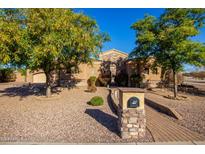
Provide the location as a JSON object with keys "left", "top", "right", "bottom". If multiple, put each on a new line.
{"left": 127, "top": 97, "right": 140, "bottom": 108}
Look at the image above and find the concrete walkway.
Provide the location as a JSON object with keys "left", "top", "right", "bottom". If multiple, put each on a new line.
{"left": 146, "top": 105, "right": 205, "bottom": 142}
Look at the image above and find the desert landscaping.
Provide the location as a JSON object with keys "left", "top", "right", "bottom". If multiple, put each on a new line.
{"left": 0, "top": 82, "right": 205, "bottom": 143}
{"left": 0, "top": 8, "right": 205, "bottom": 144}
{"left": 0, "top": 83, "right": 154, "bottom": 143}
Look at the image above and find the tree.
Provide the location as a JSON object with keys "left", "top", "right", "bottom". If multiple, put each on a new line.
{"left": 0, "top": 9, "right": 27, "bottom": 67}
{"left": 0, "top": 9, "right": 109, "bottom": 97}
{"left": 131, "top": 9, "right": 205, "bottom": 98}
{"left": 130, "top": 15, "right": 159, "bottom": 88}
{"left": 24, "top": 9, "right": 109, "bottom": 96}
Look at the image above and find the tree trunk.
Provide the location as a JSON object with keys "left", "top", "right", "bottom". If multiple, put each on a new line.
{"left": 58, "top": 68, "right": 61, "bottom": 86}
{"left": 45, "top": 72, "right": 52, "bottom": 97}
{"left": 46, "top": 84, "right": 51, "bottom": 97}
{"left": 173, "top": 70, "right": 178, "bottom": 99}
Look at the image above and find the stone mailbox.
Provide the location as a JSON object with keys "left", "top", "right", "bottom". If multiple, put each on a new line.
{"left": 118, "top": 88, "right": 146, "bottom": 139}
{"left": 127, "top": 97, "right": 140, "bottom": 108}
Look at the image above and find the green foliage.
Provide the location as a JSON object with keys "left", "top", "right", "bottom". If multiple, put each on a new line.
{"left": 0, "top": 9, "right": 27, "bottom": 66}
{"left": 156, "top": 9, "right": 205, "bottom": 70}
{"left": 96, "top": 77, "right": 110, "bottom": 87}
{"left": 24, "top": 9, "right": 109, "bottom": 73}
{"left": 88, "top": 76, "right": 97, "bottom": 85}
{"left": 130, "top": 15, "right": 157, "bottom": 63}
{"left": 0, "top": 9, "right": 109, "bottom": 96}
{"left": 115, "top": 72, "right": 128, "bottom": 87}
{"left": 89, "top": 96, "right": 104, "bottom": 106}
{"left": 0, "top": 68, "right": 16, "bottom": 82}
{"left": 131, "top": 9, "right": 205, "bottom": 71}
{"left": 130, "top": 9, "right": 205, "bottom": 97}
{"left": 130, "top": 74, "right": 143, "bottom": 87}
{"left": 18, "top": 68, "right": 27, "bottom": 76}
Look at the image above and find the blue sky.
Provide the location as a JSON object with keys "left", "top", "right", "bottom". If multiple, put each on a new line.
{"left": 75, "top": 8, "right": 205, "bottom": 72}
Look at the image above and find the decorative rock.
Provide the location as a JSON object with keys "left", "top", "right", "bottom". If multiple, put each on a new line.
{"left": 122, "top": 127, "right": 129, "bottom": 132}
{"left": 127, "top": 124, "right": 133, "bottom": 128}
{"left": 129, "top": 117, "right": 137, "bottom": 123}
{"left": 118, "top": 108, "right": 146, "bottom": 139}
{"left": 121, "top": 132, "right": 130, "bottom": 139}
{"left": 122, "top": 118, "right": 128, "bottom": 124}
{"left": 117, "top": 89, "right": 146, "bottom": 140}
{"left": 122, "top": 123, "right": 128, "bottom": 127}
{"left": 133, "top": 124, "right": 139, "bottom": 128}
{"left": 129, "top": 128, "right": 136, "bottom": 132}
{"left": 130, "top": 132, "right": 138, "bottom": 136}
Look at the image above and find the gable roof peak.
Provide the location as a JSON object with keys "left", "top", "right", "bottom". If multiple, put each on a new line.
{"left": 103, "top": 48, "right": 128, "bottom": 56}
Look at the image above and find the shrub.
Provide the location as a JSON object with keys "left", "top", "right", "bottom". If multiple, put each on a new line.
{"left": 130, "top": 74, "right": 143, "bottom": 87}
{"left": 89, "top": 96, "right": 104, "bottom": 106}
{"left": 0, "top": 68, "right": 16, "bottom": 82}
{"left": 87, "top": 76, "right": 97, "bottom": 92}
{"left": 96, "top": 76, "right": 110, "bottom": 87}
{"left": 115, "top": 72, "right": 128, "bottom": 87}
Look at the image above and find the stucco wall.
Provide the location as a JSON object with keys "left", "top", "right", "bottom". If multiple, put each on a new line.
{"left": 99, "top": 49, "right": 128, "bottom": 62}
{"left": 126, "top": 59, "right": 161, "bottom": 88}
{"left": 33, "top": 72, "right": 46, "bottom": 83}
{"left": 14, "top": 49, "right": 162, "bottom": 87}
{"left": 73, "top": 61, "right": 102, "bottom": 86}
{"left": 15, "top": 71, "right": 26, "bottom": 82}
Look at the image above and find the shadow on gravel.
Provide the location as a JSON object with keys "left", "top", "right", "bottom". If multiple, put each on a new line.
{"left": 85, "top": 109, "right": 119, "bottom": 136}
{"left": 107, "top": 90, "right": 118, "bottom": 115}
{"left": 0, "top": 83, "right": 45, "bottom": 100}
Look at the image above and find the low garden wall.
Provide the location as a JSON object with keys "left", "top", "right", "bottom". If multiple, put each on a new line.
{"left": 145, "top": 98, "right": 182, "bottom": 120}
{"left": 109, "top": 88, "right": 182, "bottom": 120}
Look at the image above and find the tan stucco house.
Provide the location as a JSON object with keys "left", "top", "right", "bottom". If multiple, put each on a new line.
{"left": 15, "top": 49, "right": 161, "bottom": 88}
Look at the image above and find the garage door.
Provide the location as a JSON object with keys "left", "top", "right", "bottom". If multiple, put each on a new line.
{"left": 33, "top": 73, "right": 46, "bottom": 83}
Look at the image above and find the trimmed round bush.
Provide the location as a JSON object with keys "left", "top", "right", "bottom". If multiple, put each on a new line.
{"left": 89, "top": 96, "right": 104, "bottom": 106}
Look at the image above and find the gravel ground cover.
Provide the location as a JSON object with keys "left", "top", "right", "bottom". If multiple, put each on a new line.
{"left": 146, "top": 89, "right": 205, "bottom": 136}
{"left": 0, "top": 84, "right": 153, "bottom": 143}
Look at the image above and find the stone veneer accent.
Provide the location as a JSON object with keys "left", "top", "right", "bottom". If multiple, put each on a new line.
{"left": 118, "top": 107, "right": 146, "bottom": 139}
{"left": 117, "top": 88, "right": 146, "bottom": 139}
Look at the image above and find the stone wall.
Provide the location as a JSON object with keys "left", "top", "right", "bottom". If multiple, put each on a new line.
{"left": 118, "top": 108, "right": 146, "bottom": 139}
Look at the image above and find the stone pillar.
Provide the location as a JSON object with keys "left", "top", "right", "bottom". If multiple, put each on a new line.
{"left": 118, "top": 88, "right": 146, "bottom": 139}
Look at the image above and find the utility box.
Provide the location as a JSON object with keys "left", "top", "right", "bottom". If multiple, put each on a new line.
{"left": 118, "top": 88, "right": 146, "bottom": 139}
